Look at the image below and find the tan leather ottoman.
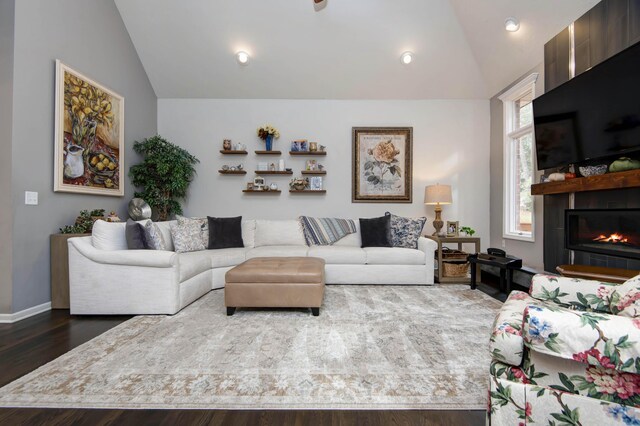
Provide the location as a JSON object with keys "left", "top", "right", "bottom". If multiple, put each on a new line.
{"left": 225, "top": 257, "right": 325, "bottom": 316}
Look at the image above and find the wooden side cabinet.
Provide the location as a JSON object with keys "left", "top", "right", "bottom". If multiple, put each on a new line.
{"left": 50, "top": 233, "right": 89, "bottom": 309}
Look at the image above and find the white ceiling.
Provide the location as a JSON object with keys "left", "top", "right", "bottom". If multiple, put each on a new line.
{"left": 115, "top": 0, "right": 599, "bottom": 100}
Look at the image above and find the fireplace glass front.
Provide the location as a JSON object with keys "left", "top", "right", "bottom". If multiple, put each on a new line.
{"left": 565, "top": 209, "right": 640, "bottom": 260}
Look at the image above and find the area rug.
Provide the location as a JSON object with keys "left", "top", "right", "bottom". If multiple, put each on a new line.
{"left": 0, "top": 285, "right": 502, "bottom": 410}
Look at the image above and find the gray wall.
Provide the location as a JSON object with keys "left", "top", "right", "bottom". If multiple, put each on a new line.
{"left": 0, "top": 0, "right": 15, "bottom": 313}
{"left": 8, "top": 0, "right": 157, "bottom": 313}
{"left": 489, "top": 63, "right": 545, "bottom": 271}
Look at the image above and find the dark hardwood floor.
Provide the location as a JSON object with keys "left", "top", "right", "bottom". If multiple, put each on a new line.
{"left": 0, "top": 280, "right": 508, "bottom": 426}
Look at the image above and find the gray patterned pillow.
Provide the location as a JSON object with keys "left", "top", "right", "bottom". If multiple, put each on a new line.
{"left": 385, "top": 212, "right": 426, "bottom": 249}
{"left": 144, "top": 221, "right": 167, "bottom": 250}
{"left": 177, "top": 215, "right": 209, "bottom": 248}
{"left": 170, "top": 220, "right": 206, "bottom": 253}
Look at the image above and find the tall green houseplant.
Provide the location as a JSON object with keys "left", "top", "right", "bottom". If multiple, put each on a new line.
{"left": 129, "top": 135, "right": 199, "bottom": 221}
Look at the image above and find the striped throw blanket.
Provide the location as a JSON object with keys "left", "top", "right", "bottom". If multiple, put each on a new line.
{"left": 299, "top": 216, "right": 358, "bottom": 246}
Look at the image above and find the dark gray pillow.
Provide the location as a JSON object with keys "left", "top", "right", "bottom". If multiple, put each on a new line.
{"left": 207, "top": 216, "right": 244, "bottom": 249}
{"left": 126, "top": 219, "right": 148, "bottom": 250}
{"left": 359, "top": 215, "right": 392, "bottom": 248}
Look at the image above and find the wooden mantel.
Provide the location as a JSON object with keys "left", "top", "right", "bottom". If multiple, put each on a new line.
{"left": 531, "top": 169, "right": 640, "bottom": 195}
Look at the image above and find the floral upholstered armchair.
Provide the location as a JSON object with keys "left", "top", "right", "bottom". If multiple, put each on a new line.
{"left": 488, "top": 273, "right": 640, "bottom": 425}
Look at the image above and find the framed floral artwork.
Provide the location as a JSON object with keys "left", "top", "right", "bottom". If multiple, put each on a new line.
{"left": 352, "top": 127, "right": 412, "bottom": 203}
{"left": 54, "top": 60, "right": 124, "bottom": 196}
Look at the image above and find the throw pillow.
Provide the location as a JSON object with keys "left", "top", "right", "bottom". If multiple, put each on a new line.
{"left": 207, "top": 216, "right": 244, "bottom": 249}
{"left": 170, "top": 220, "right": 206, "bottom": 253}
{"left": 359, "top": 215, "right": 392, "bottom": 248}
{"left": 610, "top": 274, "right": 640, "bottom": 317}
{"left": 144, "top": 220, "right": 167, "bottom": 250}
{"left": 125, "top": 219, "right": 148, "bottom": 250}
{"left": 385, "top": 212, "right": 426, "bottom": 249}
{"left": 176, "top": 215, "right": 209, "bottom": 248}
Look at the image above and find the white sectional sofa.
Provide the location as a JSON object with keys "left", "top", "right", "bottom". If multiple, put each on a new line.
{"left": 68, "top": 219, "right": 437, "bottom": 315}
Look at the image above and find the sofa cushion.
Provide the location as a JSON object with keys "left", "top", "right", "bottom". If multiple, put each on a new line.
{"left": 207, "top": 216, "right": 244, "bottom": 249}
{"left": 92, "top": 220, "right": 127, "bottom": 251}
{"left": 246, "top": 245, "right": 309, "bottom": 259}
{"left": 254, "top": 220, "right": 306, "bottom": 247}
{"left": 177, "top": 251, "right": 212, "bottom": 282}
{"left": 308, "top": 246, "right": 367, "bottom": 264}
{"left": 177, "top": 216, "right": 209, "bottom": 248}
{"left": 210, "top": 248, "right": 247, "bottom": 268}
{"left": 359, "top": 216, "right": 392, "bottom": 248}
{"left": 242, "top": 220, "right": 256, "bottom": 249}
{"left": 364, "top": 247, "right": 425, "bottom": 265}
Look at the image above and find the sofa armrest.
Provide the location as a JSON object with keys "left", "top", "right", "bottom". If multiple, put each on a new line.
{"left": 417, "top": 237, "right": 437, "bottom": 256}
{"left": 524, "top": 303, "right": 640, "bottom": 374}
{"left": 529, "top": 273, "right": 617, "bottom": 313}
{"left": 68, "top": 236, "right": 177, "bottom": 268}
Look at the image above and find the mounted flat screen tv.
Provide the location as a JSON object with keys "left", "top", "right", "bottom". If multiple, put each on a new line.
{"left": 533, "top": 41, "right": 640, "bottom": 170}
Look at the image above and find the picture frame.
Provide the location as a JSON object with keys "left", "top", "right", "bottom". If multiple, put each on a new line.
{"left": 253, "top": 177, "right": 265, "bottom": 189}
{"left": 309, "top": 176, "right": 323, "bottom": 190}
{"left": 352, "top": 127, "right": 412, "bottom": 203}
{"left": 54, "top": 60, "right": 124, "bottom": 196}
{"left": 446, "top": 221, "right": 459, "bottom": 237}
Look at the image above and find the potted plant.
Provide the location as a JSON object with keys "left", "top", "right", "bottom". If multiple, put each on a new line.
{"left": 460, "top": 226, "right": 476, "bottom": 237}
{"left": 129, "top": 135, "right": 199, "bottom": 221}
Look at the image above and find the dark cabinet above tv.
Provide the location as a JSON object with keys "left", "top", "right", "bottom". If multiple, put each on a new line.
{"left": 545, "top": 0, "right": 640, "bottom": 92}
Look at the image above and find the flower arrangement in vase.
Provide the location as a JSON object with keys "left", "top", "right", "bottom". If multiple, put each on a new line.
{"left": 289, "top": 177, "right": 309, "bottom": 191}
{"left": 257, "top": 124, "right": 280, "bottom": 151}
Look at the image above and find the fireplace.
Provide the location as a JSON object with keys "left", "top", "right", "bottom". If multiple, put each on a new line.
{"left": 565, "top": 209, "right": 640, "bottom": 260}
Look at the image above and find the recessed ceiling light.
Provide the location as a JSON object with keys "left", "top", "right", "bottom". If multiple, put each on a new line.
{"left": 401, "top": 51, "right": 413, "bottom": 65}
{"left": 505, "top": 17, "right": 520, "bottom": 32}
{"left": 236, "top": 51, "right": 249, "bottom": 65}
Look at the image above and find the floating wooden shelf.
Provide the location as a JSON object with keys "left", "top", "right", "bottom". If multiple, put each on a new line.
{"left": 219, "top": 150, "right": 247, "bottom": 155}
{"left": 255, "top": 150, "right": 281, "bottom": 155}
{"left": 242, "top": 189, "right": 281, "bottom": 194}
{"left": 254, "top": 170, "right": 293, "bottom": 175}
{"left": 289, "top": 151, "right": 326, "bottom": 156}
{"left": 301, "top": 170, "right": 326, "bottom": 175}
{"left": 531, "top": 169, "right": 640, "bottom": 195}
{"left": 289, "top": 190, "right": 327, "bottom": 194}
{"left": 218, "top": 170, "right": 246, "bottom": 175}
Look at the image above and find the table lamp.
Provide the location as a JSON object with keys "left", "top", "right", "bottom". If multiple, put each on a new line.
{"left": 424, "top": 184, "right": 452, "bottom": 236}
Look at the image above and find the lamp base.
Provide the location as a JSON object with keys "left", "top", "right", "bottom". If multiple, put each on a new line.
{"left": 432, "top": 205, "right": 444, "bottom": 236}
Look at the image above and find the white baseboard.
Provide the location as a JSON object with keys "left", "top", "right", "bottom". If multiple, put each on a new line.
{"left": 0, "top": 302, "right": 52, "bottom": 324}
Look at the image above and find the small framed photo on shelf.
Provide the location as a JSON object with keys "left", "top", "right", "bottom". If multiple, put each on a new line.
{"left": 446, "top": 221, "right": 459, "bottom": 237}
{"left": 291, "top": 140, "right": 308, "bottom": 152}
{"left": 305, "top": 159, "right": 317, "bottom": 171}
{"left": 246, "top": 182, "right": 255, "bottom": 190}
{"left": 253, "top": 177, "right": 265, "bottom": 190}
{"left": 309, "top": 176, "right": 323, "bottom": 190}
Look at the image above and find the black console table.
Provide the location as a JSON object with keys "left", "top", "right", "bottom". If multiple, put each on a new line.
{"left": 468, "top": 253, "right": 523, "bottom": 293}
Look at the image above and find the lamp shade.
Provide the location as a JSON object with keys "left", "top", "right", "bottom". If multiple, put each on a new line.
{"left": 424, "top": 184, "right": 452, "bottom": 205}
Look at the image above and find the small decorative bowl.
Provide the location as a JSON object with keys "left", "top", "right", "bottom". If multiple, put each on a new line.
{"left": 579, "top": 165, "right": 607, "bottom": 177}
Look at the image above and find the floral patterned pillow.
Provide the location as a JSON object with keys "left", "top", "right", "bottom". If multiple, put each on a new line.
{"left": 385, "top": 212, "right": 426, "bottom": 249}
{"left": 170, "top": 220, "right": 206, "bottom": 253}
{"left": 177, "top": 215, "right": 208, "bottom": 248}
{"left": 610, "top": 275, "right": 640, "bottom": 317}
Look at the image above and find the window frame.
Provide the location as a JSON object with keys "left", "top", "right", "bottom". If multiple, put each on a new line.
{"left": 499, "top": 73, "right": 538, "bottom": 243}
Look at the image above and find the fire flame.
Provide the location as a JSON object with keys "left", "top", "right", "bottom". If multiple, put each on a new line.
{"left": 593, "top": 233, "right": 629, "bottom": 244}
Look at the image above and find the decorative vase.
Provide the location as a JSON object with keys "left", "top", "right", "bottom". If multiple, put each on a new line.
{"left": 265, "top": 134, "right": 273, "bottom": 151}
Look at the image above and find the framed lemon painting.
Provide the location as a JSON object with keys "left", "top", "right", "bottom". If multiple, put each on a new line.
{"left": 54, "top": 60, "right": 124, "bottom": 196}
{"left": 352, "top": 127, "right": 412, "bottom": 203}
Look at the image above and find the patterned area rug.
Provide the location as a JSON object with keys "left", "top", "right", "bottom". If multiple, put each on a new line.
{"left": 0, "top": 285, "right": 502, "bottom": 410}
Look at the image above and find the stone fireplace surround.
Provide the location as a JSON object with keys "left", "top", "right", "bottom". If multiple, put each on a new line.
{"left": 543, "top": 187, "right": 640, "bottom": 272}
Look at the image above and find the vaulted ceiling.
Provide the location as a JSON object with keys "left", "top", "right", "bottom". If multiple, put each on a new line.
{"left": 115, "top": 0, "right": 599, "bottom": 99}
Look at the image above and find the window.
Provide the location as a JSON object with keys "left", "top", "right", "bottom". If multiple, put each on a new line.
{"left": 499, "top": 73, "right": 538, "bottom": 242}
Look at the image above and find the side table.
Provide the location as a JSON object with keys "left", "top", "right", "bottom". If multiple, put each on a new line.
{"left": 426, "top": 235, "right": 481, "bottom": 284}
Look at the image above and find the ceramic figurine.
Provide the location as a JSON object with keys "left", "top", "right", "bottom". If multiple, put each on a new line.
{"left": 270, "top": 183, "right": 278, "bottom": 190}
{"left": 548, "top": 172, "right": 565, "bottom": 182}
